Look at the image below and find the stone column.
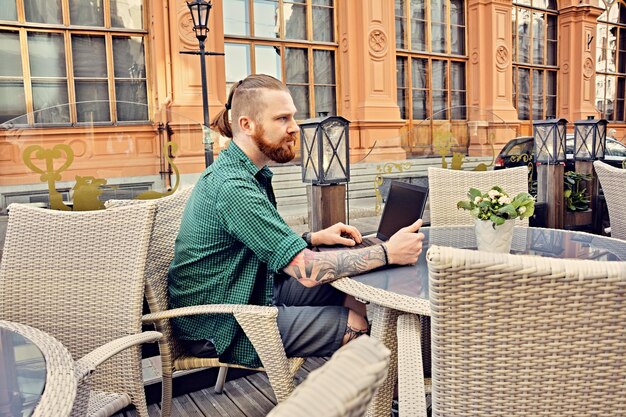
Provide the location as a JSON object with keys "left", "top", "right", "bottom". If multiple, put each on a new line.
{"left": 467, "top": 0, "right": 519, "bottom": 156}
{"left": 557, "top": 1, "right": 603, "bottom": 122}
{"left": 337, "top": 0, "right": 406, "bottom": 162}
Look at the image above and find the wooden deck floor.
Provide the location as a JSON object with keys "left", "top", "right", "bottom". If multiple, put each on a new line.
{"left": 112, "top": 358, "right": 328, "bottom": 417}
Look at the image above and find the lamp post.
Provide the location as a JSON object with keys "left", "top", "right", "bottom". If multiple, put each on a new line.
{"left": 574, "top": 116, "right": 608, "bottom": 231}
{"left": 300, "top": 115, "right": 350, "bottom": 231}
{"left": 533, "top": 118, "right": 567, "bottom": 229}
{"left": 183, "top": 0, "right": 223, "bottom": 167}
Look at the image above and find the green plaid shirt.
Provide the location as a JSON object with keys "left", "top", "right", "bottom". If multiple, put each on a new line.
{"left": 168, "top": 142, "right": 306, "bottom": 368}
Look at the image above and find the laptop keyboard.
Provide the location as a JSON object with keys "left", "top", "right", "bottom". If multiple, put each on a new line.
{"left": 343, "top": 236, "right": 381, "bottom": 250}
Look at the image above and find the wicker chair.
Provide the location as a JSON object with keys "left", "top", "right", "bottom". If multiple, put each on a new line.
{"left": 0, "top": 203, "right": 162, "bottom": 417}
{"left": 267, "top": 335, "right": 390, "bottom": 417}
{"left": 106, "top": 187, "right": 303, "bottom": 417}
{"left": 594, "top": 160, "right": 626, "bottom": 240}
{"left": 427, "top": 245, "right": 626, "bottom": 417}
{"left": 427, "top": 166, "right": 529, "bottom": 226}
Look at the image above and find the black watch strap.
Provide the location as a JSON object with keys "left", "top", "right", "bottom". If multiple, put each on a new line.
{"left": 301, "top": 232, "right": 313, "bottom": 248}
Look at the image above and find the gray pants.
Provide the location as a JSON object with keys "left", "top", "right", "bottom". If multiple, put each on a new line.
{"left": 186, "top": 274, "right": 349, "bottom": 358}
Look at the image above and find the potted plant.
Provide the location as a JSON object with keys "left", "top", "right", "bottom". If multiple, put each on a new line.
{"left": 563, "top": 171, "right": 593, "bottom": 228}
{"left": 457, "top": 186, "right": 535, "bottom": 252}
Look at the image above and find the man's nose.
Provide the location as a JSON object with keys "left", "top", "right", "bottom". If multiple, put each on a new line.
{"left": 287, "top": 119, "right": 299, "bottom": 133}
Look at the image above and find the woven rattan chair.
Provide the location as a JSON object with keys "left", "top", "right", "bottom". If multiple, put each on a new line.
{"left": 594, "top": 160, "right": 626, "bottom": 240}
{"left": 106, "top": 187, "right": 304, "bottom": 417}
{"left": 428, "top": 166, "right": 529, "bottom": 226}
{"left": 267, "top": 335, "right": 390, "bottom": 417}
{"left": 427, "top": 245, "right": 626, "bottom": 416}
{"left": 0, "top": 203, "right": 162, "bottom": 417}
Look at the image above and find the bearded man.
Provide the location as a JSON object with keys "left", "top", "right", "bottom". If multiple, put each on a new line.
{"left": 168, "top": 74, "right": 424, "bottom": 368}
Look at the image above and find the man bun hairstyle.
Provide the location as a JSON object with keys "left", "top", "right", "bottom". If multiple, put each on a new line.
{"left": 210, "top": 74, "right": 288, "bottom": 139}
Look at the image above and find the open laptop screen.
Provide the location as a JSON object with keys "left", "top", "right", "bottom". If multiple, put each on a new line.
{"left": 377, "top": 181, "right": 429, "bottom": 241}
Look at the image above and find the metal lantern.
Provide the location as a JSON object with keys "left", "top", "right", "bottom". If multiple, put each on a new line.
{"left": 533, "top": 118, "right": 568, "bottom": 164}
{"left": 573, "top": 116, "right": 608, "bottom": 161}
{"left": 186, "top": 0, "right": 211, "bottom": 41}
{"left": 300, "top": 115, "right": 350, "bottom": 185}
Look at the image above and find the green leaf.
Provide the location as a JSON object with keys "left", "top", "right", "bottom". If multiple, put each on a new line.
{"left": 468, "top": 188, "right": 482, "bottom": 200}
{"left": 457, "top": 201, "right": 473, "bottom": 210}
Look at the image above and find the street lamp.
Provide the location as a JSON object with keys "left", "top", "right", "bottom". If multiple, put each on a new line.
{"left": 299, "top": 115, "right": 351, "bottom": 231}
{"left": 183, "top": 0, "right": 223, "bottom": 167}
{"left": 573, "top": 116, "right": 607, "bottom": 161}
{"left": 533, "top": 118, "right": 567, "bottom": 164}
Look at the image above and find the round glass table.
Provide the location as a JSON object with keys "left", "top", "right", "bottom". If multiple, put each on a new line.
{"left": 0, "top": 321, "right": 76, "bottom": 417}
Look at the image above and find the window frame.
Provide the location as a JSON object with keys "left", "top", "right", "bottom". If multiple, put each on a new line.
{"left": 0, "top": 0, "right": 151, "bottom": 127}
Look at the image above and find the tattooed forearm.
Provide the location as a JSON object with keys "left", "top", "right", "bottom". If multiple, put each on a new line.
{"left": 344, "top": 323, "right": 368, "bottom": 343}
{"left": 283, "top": 245, "right": 387, "bottom": 287}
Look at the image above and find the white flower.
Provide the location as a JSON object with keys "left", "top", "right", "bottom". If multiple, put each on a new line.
{"left": 488, "top": 190, "right": 500, "bottom": 199}
{"left": 518, "top": 206, "right": 526, "bottom": 214}
{"left": 474, "top": 196, "right": 482, "bottom": 204}
{"left": 498, "top": 196, "right": 511, "bottom": 205}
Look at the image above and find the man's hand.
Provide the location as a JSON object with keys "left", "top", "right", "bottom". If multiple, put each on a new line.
{"left": 311, "top": 222, "right": 362, "bottom": 247}
{"left": 384, "top": 219, "right": 425, "bottom": 265}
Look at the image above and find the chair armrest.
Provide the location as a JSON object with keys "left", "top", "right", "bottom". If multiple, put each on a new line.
{"left": 142, "top": 304, "right": 278, "bottom": 323}
{"left": 74, "top": 331, "right": 162, "bottom": 381}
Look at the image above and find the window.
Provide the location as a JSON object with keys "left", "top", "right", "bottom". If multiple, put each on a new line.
{"left": 0, "top": 0, "right": 148, "bottom": 125}
{"left": 596, "top": 3, "right": 626, "bottom": 121}
{"left": 395, "top": 0, "right": 468, "bottom": 121}
{"left": 512, "top": 0, "right": 558, "bottom": 121}
{"left": 223, "top": 0, "right": 337, "bottom": 120}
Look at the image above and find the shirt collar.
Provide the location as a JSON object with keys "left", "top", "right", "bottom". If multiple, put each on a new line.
{"left": 225, "top": 141, "right": 273, "bottom": 180}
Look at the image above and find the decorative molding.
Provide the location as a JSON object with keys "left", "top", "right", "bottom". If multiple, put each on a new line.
{"left": 495, "top": 44, "right": 509, "bottom": 70}
{"left": 341, "top": 35, "right": 349, "bottom": 53}
{"left": 178, "top": 8, "right": 197, "bottom": 50}
{"left": 471, "top": 50, "right": 480, "bottom": 64}
{"left": 562, "top": 62, "right": 570, "bottom": 74}
{"left": 368, "top": 27, "right": 388, "bottom": 60}
{"left": 583, "top": 56, "right": 594, "bottom": 79}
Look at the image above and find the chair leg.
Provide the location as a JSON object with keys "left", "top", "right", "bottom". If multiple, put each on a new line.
{"left": 160, "top": 370, "right": 173, "bottom": 417}
{"left": 215, "top": 366, "right": 228, "bottom": 394}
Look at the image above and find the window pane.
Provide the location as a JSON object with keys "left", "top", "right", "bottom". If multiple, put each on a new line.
{"left": 312, "top": 6, "right": 333, "bottom": 42}
{"left": 116, "top": 81, "right": 148, "bottom": 121}
{"left": 288, "top": 85, "right": 309, "bottom": 119}
{"left": 432, "top": 60, "right": 447, "bottom": 90}
{"left": 411, "top": 58, "right": 427, "bottom": 89}
{"left": 28, "top": 32, "right": 66, "bottom": 77}
{"left": 255, "top": 45, "right": 282, "bottom": 80}
{"left": 450, "top": 61, "right": 465, "bottom": 90}
{"left": 431, "top": 0, "right": 446, "bottom": 22}
{"left": 532, "top": 69, "right": 543, "bottom": 119}
{"left": 111, "top": 0, "right": 143, "bottom": 29}
{"left": 312, "top": 0, "right": 332, "bottom": 5}
{"left": 75, "top": 81, "right": 110, "bottom": 122}
{"left": 315, "top": 86, "right": 336, "bottom": 115}
{"left": 412, "top": 90, "right": 427, "bottom": 119}
{"left": 70, "top": 0, "right": 104, "bottom": 26}
{"left": 0, "top": 31, "right": 22, "bottom": 77}
{"left": 314, "top": 50, "right": 335, "bottom": 84}
{"left": 397, "top": 57, "right": 408, "bottom": 119}
{"left": 451, "top": 92, "right": 466, "bottom": 119}
{"left": 224, "top": 0, "right": 250, "bottom": 36}
{"left": 396, "top": 16, "right": 406, "bottom": 49}
{"left": 32, "top": 81, "right": 70, "bottom": 123}
{"left": 25, "top": 0, "right": 62, "bottom": 24}
{"left": 113, "top": 37, "right": 146, "bottom": 79}
{"left": 532, "top": 12, "right": 544, "bottom": 65}
{"left": 517, "top": 8, "right": 530, "bottom": 63}
{"left": 284, "top": 3, "right": 307, "bottom": 40}
{"left": 411, "top": 19, "right": 426, "bottom": 51}
{"left": 451, "top": 25, "right": 465, "bottom": 55}
{"left": 450, "top": 0, "right": 464, "bottom": 25}
{"left": 72, "top": 35, "right": 107, "bottom": 78}
{"left": 431, "top": 23, "right": 446, "bottom": 53}
{"left": 0, "top": 81, "right": 26, "bottom": 124}
{"left": 224, "top": 43, "right": 251, "bottom": 83}
{"left": 432, "top": 94, "right": 448, "bottom": 119}
{"left": 0, "top": 1, "right": 17, "bottom": 20}
{"left": 517, "top": 68, "right": 530, "bottom": 119}
{"left": 285, "top": 48, "right": 308, "bottom": 83}
{"left": 397, "top": 88, "right": 407, "bottom": 119}
{"left": 254, "top": 0, "right": 279, "bottom": 38}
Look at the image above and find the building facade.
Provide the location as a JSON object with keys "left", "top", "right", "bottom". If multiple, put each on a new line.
{"left": 0, "top": 0, "right": 622, "bottom": 208}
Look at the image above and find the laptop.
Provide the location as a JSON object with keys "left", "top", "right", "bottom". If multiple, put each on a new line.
{"left": 316, "top": 181, "right": 429, "bottom": 252}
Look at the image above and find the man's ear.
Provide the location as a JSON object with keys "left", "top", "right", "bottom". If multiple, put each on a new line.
{"left": 238, "top": 116, "right": 255, "bottom": 136}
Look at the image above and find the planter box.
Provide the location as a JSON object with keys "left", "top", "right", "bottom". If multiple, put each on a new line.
{"left": 564, "top": 209, "right": 593, "bottom": 228}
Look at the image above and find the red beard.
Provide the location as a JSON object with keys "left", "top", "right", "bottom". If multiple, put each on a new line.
{"left": 252, "top": 125, "right": 296, "bottom": 163}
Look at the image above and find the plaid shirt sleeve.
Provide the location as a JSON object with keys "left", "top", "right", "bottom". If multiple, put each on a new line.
{"left": 216, "top": 178, "right": 306, "bottom": 272}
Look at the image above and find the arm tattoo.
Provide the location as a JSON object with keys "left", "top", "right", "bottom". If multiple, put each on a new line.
{"left": 283, "top": 245, "right": 386, "bottom": 286}
{"left": 344, "top": 323, "right": 368, "bottom": 343}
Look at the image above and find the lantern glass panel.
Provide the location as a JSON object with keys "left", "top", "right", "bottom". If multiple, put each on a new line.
{"left": 555, "top": 123, "right": 566, "bottom": 161}
{"left": 321, "top": 120, "right": 347, "bottom": 182}
{"left": 301, "top": 125, "right": 319, "bottom": 182}
{"left": 595, "top": 123, "right": 606, "bottom": 158}
{"left": 575, "top": 125, "right": 593, "bottom": 160}
{"left": 534, "top": 125, "right": 551, "bottom": 162}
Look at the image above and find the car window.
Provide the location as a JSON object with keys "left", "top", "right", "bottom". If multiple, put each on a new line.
{"left": 507, "top": 143, "right": 530, "bottom": 155}
{"left": 565, "top": 136, "right": 574, "bottom": 154}
{"left": 606, "top": 139, "right": 626, "bottom": 157}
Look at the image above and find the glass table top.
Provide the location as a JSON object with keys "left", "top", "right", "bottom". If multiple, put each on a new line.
{"left": 0, "top": 328, "right": 46, "bottom": 417}
{"left": 352, "top": 226, "right": 626, "bottom": 301}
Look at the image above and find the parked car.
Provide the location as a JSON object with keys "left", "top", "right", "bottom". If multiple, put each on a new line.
{"left": 495, "top": 134, "right": 626, "bottom": 171}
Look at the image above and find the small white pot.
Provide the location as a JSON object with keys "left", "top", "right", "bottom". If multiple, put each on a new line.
{"left": 474, "top": 218, "right": 515, "bottom": 253}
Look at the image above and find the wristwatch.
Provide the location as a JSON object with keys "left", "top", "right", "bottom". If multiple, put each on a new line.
{"left": 301, "top": 232, "right": 313, "bottom": 248}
